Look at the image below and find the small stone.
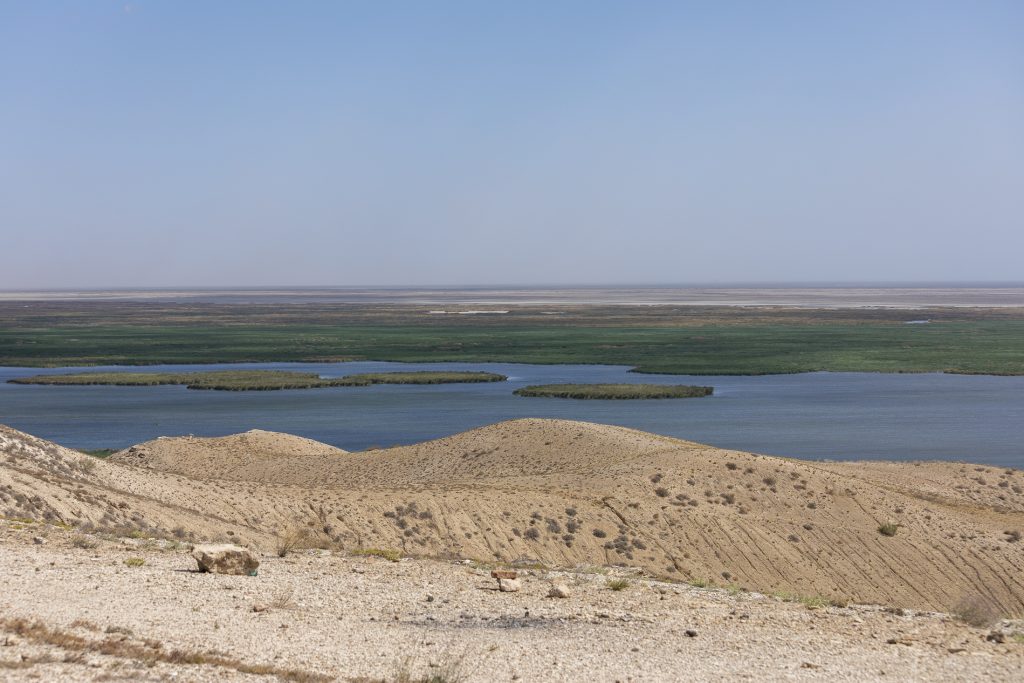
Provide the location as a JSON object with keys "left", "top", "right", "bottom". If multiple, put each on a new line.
{"left": 498, "top": 578, "right": 521, "bottom": 592}
{"left": 685, "top": 629, "right": 698, "bottom": 638}
{"left": 32, "top": 536, "right": 47, "bottom": 545}
{"left": 986, "top": 631, "right": 1006, "bottom": 644}
{"left": 252, "top": 602, "right": 269, "bottom": 613}
{"left": 547, "top": 584, "right": 571, "bottom": 599}
{"left": 426, "top": 595, "right": 435, "bottom": 602}
{"left": 192, "top": 544, "right": 260, "bottom": 576}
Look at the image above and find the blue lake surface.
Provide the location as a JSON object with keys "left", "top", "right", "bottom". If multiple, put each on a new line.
{"left": 1, "top": 362, "right": 1022, "bottom": 467}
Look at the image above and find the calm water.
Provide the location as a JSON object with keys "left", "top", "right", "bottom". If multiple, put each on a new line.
{"left": 1, "top": 362, "right": 1022, "bottom": 468}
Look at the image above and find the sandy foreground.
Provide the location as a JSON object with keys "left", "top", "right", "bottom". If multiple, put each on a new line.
{"left": 2, "top": 525, "right": 1023, "bottom": 683}
{"left": 3, "top": 419, "right": 1024, "bottom": 680}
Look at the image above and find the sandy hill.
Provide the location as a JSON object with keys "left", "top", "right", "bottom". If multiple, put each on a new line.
{"left": 3, "top": 419, "right": 1023, "bottom": 616}
{"left": 110, "top": 429, "right": 348, "bottom": 482}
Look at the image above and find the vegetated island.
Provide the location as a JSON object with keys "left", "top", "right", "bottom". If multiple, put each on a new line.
{"left": 514, "top": 383, "right": 714, "bottom": 399}
{"left": 344, "top": 371, "right": 506, "bottom": 385}
{"left": 8, "top": 370, "right": 507, "bottom": 391}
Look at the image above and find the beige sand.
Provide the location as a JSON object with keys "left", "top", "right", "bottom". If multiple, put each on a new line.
{"left": 3, "top": 420, "right": 1024, "bottom": 680}
{"left": 3, "top": 419, "right": 1022, "bottom": 615}
{"left": 1, "top": 524, "right": 1022, "bottom": 682}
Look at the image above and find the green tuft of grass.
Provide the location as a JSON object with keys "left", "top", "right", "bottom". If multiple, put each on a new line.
{"left": 878, "top": 522, "right": 900, "bottom": 537}
{"left": 123, "top": 557, "right": 145, "bottom": 567}
{"left": 606, "top": 578, "right": 631, "bottom": 591}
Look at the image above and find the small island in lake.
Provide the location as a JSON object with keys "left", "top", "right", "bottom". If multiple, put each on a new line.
{"left": 9, "top": 370, "right": 507, "bottom": 391}
{"left": 513, "top": 383, "right": 713, "bottom": 399}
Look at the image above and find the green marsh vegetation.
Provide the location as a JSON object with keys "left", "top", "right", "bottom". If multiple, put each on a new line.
{"left": 10, "top": 370, "right": 507, "bottom": 391}
{"left": 514, "top": 383, "right": 713, "bottom": 399}
{"left": 77, "top": 448, "right": 116, "bottom": 458}
{"left": 2, "top": 302, "right": 1023, "bottom": 375}
{"left": 344, "top": 371, "right": 506, "bottom": 384}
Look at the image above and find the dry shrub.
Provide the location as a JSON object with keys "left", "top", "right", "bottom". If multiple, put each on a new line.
{"left": 953, "top": 594, "right": 1002, "bottom": 627}
{"left": 274, "top": 527, "right": 309, "bottom": 558}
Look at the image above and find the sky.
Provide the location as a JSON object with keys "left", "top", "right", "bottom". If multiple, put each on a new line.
{"left": 1, "top": 1, "right": 1022, "bottom": 289}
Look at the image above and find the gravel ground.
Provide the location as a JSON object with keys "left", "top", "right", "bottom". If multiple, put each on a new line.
{"left": 1, "top": 525, "right": 1022, "bottom": 682}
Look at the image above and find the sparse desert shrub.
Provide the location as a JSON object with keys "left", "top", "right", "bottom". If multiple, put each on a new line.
{"left": 606, "top": 578, "right": 631, "bottom": 591}
{"left": 524, "top": 527, "right": 541, "bottom": 541}
{"left": 269, "top": 587, "right": 295, "bottom": 609}
{"left": 75, "top": 459, "right": 97, "bottom": 474}
{"left": 391, "top": 652, "right": 468, "bottom": 683}
{"left": 654, "top": 487, "right": 669, "bottom": 498}
{"left": 72, "top": 536, "right": 98, "bottom": 550}
{"left": 776, "top": 593, "right": 844, "bottom": 610}
{"left": 725, "top": 462, "right": 737, "bottom": 471}
{"left": 762, "top": 476, "right": 777, "bottom": 487}
{"left": 352, "top": 548, "right": 402, "bottom": 562}
{"left": 1004, "top": 530, "right": 1021, "bottom": 543}
{"left": 123, "top": 557, "right": 144, "bottom": 567}
{"left": 878, "top": 522, "right": 899, "bottom": 537}
{"left": 275, "top": 527, "right": 309, "bottom": 557}
{"left": 592, "top": 528, "right": 607, "bottom": 538}
{"left": 953, "top": 595, "right": 1002, "bottom": 627}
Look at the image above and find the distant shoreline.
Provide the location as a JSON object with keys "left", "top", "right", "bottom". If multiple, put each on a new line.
{"left": 3, "top": 285, "right": 1024, "bottom": 308}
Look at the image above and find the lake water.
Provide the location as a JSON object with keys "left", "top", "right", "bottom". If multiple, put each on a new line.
{"left": 1, "top": 362, "right": 1022, "bottom": 468}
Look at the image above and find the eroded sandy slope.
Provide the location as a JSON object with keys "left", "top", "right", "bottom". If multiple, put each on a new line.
{"left": 3, "top": 419, "right": 1023, "bottom": 615}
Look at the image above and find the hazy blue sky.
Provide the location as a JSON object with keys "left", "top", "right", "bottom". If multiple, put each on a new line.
{"left": 1, "top": 1, "right": 1022, "bottom": 288}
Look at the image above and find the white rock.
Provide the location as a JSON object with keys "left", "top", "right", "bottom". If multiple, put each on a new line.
{"left": 498, "top": 578, "right": 521, "bottom": 592}
{"left": 192, "top": 544, "right": 260, "bottom": 576}
{"left": 548, "top": 583, "right": 571, "bottom": 598}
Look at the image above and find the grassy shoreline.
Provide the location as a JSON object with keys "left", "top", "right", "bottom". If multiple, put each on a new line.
{"left": 514, "top": 383, "right": 714, "bottom": 399}
{"left": 9, "top": 370, "right": 507, "bottom": 391}
{"left": 2, "top": 302, "right": 1023, "bottom": 376}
